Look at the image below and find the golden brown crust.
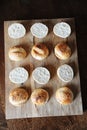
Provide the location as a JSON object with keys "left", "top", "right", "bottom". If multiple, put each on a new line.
{"left": 54, "top": 42, "right": 71, "bottom": 60}
{"left": 8, "top": 46, "right": 27, "bottom": 61}
{"left": 31, "top": 44, "right": 49, "bottom": 60}
{"left": 31, "top": 89, "right": 49, "bottom": 105}
{"left": 55, "top": 87, "right": 73, "bottom": 105}
{"left": 9, "top": 87, "right": 29, "bottom": 106}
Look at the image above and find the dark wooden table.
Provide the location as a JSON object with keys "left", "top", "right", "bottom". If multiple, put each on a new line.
{"left": 0, "top": 0, "right": 87, "bottom": 130}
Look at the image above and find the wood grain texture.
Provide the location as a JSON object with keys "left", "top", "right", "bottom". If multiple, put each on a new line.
{"left": 4, "top": 18, "right": 83, "bottom": 119}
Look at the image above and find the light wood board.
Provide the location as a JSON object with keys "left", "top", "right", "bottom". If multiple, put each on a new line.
{"left": 4, "top": 18, "right": 83, "bottom": 119}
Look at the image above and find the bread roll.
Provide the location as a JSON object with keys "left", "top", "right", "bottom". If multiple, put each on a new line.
{"left": 32, "top": 67, "right": 50, "bottom": 84}
{"left": 9, "top": 67, "right": 29, "bottom": 84}
{"left": 31, "top": 89, "right": 49, "bottom": 105}
{"left": 8, "top": 46, "right": 27, "bottom": 61}
{"left": 57, "top": 64, "right": 74, "bottom": 83}
{"left": 9, "top": 87, "right": 29, "bottom": 106}
{"left": 53, "top": 22, "right": 71, "bottom": 38}
{"left": 8, "top": 23, "right": 26, "bottom": 39}
{"left": 55, "top": 87, "right": 73, "bottom": 105}
{"left": 31, "top": 43, "right": 49, "bottom": 60}
{"left": 30, "top": 23, "right": 48, "bottom": 38}
{"left": 54, "top": 42, "right": 71, "bottom": 60}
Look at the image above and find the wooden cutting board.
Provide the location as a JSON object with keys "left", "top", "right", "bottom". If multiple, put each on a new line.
{"left": 4, "top": 18, "right": 83, "bottom": 119}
